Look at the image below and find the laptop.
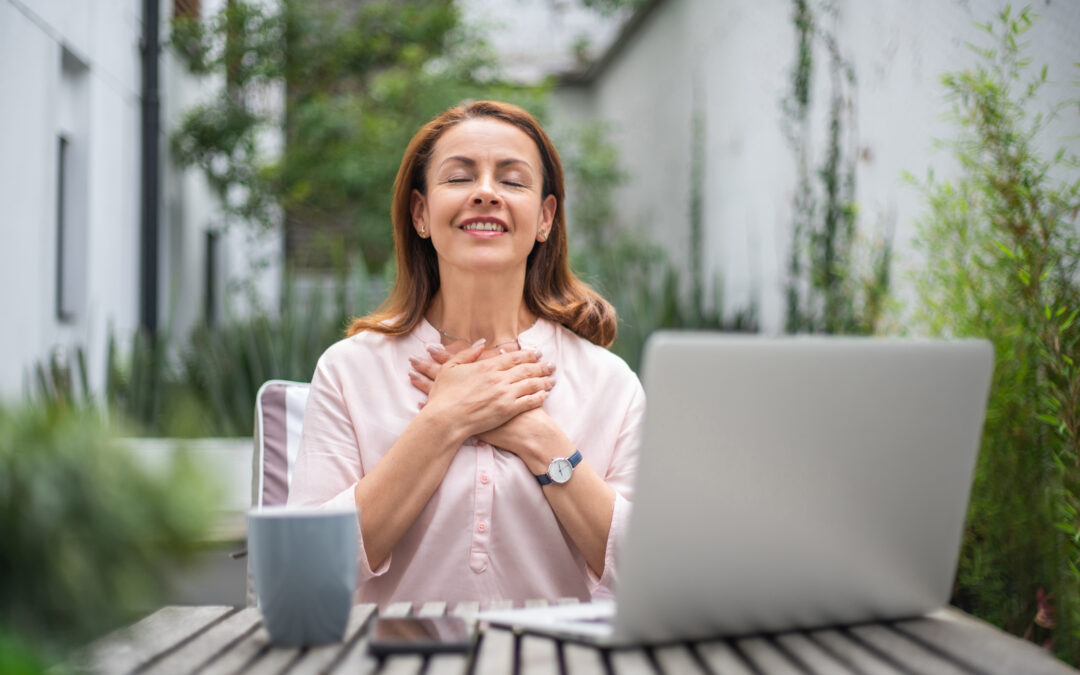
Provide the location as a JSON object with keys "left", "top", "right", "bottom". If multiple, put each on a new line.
{"left": 480, "top": 332, "right": 994, "bottom": 645}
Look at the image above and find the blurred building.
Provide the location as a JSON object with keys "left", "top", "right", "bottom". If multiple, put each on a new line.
{"left": 0, "top": 0, "right": 281, "bottom": 399}
{"left": 549, "top": 0, "right": 1080, "bottom": 332}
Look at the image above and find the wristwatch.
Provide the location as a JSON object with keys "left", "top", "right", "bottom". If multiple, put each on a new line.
{"left": 535, "top": 449, "right": 582, "bottom": 486}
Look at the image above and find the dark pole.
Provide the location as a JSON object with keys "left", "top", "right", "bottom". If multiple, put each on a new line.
{"left": 139, "top": 0, "right": 160, "bottom": 335}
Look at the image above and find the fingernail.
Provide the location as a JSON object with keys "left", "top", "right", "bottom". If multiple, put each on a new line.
{"left": 545, "top": 361, "right": 556, "bottom": 373}
{"left": 498, "top": 348, "right": 506, "bottom": 355}
{"left": 531, "top": 349, "right": 542, "bottom": 358}
{"left": 408, "top": 370, "right": 419, "bottom": 380}
{"left": 408, "top": 356, "right": 419, "bottom": 366}
{"left": 427, "top": 344, "right": 446, "bottom": 355}
{"left": 472, "top": 338, "right": 487, "bottom": 348}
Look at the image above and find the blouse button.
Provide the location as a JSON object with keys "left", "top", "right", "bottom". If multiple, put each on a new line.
{"left": 477, "top": 522, "right": 487, "bottom": 533}
{"left": 479, "top": 472, "right": 490, "bottom": 485}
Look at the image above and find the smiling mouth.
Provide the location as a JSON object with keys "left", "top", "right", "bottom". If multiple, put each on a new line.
{"left": 460, "top": 221, "right": 508, "bottom": 233}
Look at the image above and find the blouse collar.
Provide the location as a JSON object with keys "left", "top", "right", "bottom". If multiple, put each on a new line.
{"left": 415, "top": 315, "right": 556, "bottom": 354}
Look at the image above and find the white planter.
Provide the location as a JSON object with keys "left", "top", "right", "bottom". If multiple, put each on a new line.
{"left": 121, "top": 436, "right": 253, "bottom": 542}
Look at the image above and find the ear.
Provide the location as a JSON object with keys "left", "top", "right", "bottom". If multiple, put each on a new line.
{"left": 536, "top": 194, "right": 557, "bottom": 242}
{"left": 410, "top": 189, "right": 428, "bottom": 237}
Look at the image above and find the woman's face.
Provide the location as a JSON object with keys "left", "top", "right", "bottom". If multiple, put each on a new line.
{"left": 411, "top": 117, "right": 557, "bottom": 278}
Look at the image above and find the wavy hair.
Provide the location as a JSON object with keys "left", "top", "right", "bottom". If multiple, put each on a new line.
{"left": 347, "top": 100, "right": 617, "bottom": 347}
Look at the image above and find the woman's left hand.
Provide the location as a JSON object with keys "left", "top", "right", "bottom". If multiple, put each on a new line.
{"left": 409, "top": 348, "right": 562, "bottom": 471}
{"left": 411, "top": 347, "right": 613, "bottom": 578}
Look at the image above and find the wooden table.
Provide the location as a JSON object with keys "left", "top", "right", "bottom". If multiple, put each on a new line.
{"left": 81, "top": 600, "right": 1076, "bottom": 674}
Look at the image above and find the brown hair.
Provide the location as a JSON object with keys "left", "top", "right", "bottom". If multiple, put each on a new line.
{"left": 347, "top": 100, "right": 617, "bottom": 347}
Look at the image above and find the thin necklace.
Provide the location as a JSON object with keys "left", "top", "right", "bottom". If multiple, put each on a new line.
{"left": 432, "top": 317, "right": 537, "bottom": 349}
{"left": 435, "top": 325, "right": 520, "bottom": 351}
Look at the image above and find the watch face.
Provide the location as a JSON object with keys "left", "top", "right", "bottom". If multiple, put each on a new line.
{"left": 549, "top": 458, "right": 573, "bottom": 484}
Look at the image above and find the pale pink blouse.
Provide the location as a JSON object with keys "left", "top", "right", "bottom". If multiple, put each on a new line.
{"left": 287, "top": 317, "right": 645, "bottom": 608}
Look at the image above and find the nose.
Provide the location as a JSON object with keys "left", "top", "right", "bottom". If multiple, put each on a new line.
{"left": 471, "top": 174, "right": 501, "bottom": 206}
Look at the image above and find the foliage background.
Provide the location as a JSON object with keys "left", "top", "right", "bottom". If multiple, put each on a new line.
{"left": 0, "top": 404, "right": 220, "bottom": 671}
{"left": 910, "top": 6, "right": 1080, "bottom": 661}
{"left": 18, "top": 0, "right": 1080, "bottom": 669}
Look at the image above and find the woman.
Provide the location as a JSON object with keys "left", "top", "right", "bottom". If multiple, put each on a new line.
{"left": 288, "top": 100, "right": 645, "bottom": 608}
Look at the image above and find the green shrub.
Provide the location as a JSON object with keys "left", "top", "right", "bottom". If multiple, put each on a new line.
{"left": 0, "top": 404, "right": 220, "bottom": 667}
{"left": 910, "top": 6, "right": 1080, "bottom": 661}
{"left": 180, "top": 271, "right": 378, "bottom": 435}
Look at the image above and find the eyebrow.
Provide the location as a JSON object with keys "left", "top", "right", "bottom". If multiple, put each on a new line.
{"left": 439, "top": 156, "right": 532, "bottom": 170}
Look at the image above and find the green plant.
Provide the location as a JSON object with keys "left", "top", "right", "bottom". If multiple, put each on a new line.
{"left": 0, "top": 403, "right": 220, "bottom": 668}
{"left": 910, "top": 5, "right": 1080, "bottom": 662}
{"left": 781, "top": 0, "right": 892, "bottom": 335}
{"left": 181, "top": 270, "right": 381, "bottom": 435}
{"left": 171, "top": 0, "right": 546, "bottom": 274}
{"left": 564, "top": 122, "right": 756, "bottom": 370}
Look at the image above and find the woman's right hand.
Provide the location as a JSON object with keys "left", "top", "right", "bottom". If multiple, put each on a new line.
{"left": 416, "top": 340, "right": 555, "bottom": 441}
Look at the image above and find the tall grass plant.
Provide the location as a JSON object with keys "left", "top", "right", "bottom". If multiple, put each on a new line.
{"left": 910, "top": 6, "right": 1080, "bottom": 661}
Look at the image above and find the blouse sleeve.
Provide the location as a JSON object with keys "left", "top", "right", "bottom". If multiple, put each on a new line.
{"left": 287, "top": 346, "right": 391, "bottom": 580}
{"left": 586, "top": 375, "right": 646, "bottom": 598}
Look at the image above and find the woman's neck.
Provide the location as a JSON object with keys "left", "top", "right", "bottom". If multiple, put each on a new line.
{"left": 428, "top": 269, "right": 534, "bottom": 348}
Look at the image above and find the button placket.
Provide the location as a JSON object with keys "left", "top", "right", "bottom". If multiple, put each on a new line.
{"left": 470, "top": 441, "right": 495, "bottom": 573}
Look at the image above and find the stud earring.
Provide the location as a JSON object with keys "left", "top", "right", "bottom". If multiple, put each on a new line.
{"left": 419, "top": 226, "right": 426, "bottom": 236}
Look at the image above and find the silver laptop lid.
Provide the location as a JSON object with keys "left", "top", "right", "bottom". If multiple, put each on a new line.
{"left": 613, "top": 334, "right": 993, "bottom": 642}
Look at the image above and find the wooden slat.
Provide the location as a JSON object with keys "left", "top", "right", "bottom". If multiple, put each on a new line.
{"left": 563, "top": 642, "right": 607, "bottom": 675}
{"left": 419, "top": 601, "right": 448, "bottom": 617}
{"left": 525, "top": 598, "right": 550, "bottom": 608}
{"left": 142, "top": 607, "right": 261, "bottom": 674}
{"left": 808, "top": 629, "right": 904, "bottom": 674}
{"left": 83, "top": 605, "right": 232, "bottom": 674}
{"left": 380, "top": 652, "right": 426, "bottom": 675}
{"left": 332, "top": 608, "right": 382, "bottom": 675}
{"left": 428, "top": 651, "right": 471, "bottom": 675}
{"left": 242, "top": 644, "right": 303, "bottom": 674}
{"left": 199, "top": 624, "right": 272, "bottom": 675}
{"left": 894, "top": 609, "right": 1076, "bottom": 675}
{"left": 774, "top": 632, "right": 857, "bottom": 674}
{"left": 557, "top": 597, "right": 580, "bottom": 606}
{"left": 474, "top": 627, "right": 517, "bottom": 675}
{"left": 608, "top": 648, "right": 655, "bottom": 675}
{"left": 695, "top": 640, "right": 756, "bottom": 675}
{"left": 453, "top": 601, "right": 481, "bottom": 621}
{"left": 383, "top": 602, "right": 414, "bottom": 618}
{"left": 519, "top": 634, "right": 560, "bottom": 675}
{"left": 288, "top": 604, "right": 376, "bottom": 675}
{"left": 736, "top": 636, "right": 804, "bottom": 674}
{"left": 653, "top": 644, "right": 708, "bottom": 673}
{"left": 849, "top": 623, "right": 969, "bottom": 675}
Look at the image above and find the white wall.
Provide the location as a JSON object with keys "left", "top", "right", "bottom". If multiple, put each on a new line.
{"left": 553, "top": 0, "right": 1080, "bottom": 333}
{"left": 0, "top": 0, "right": 283, "bottom": 401}
{"left": 460, "top": 0, "right": 626, "bottom": 83}
{"left": 0, "top": 0, "right": 142, "bottom": 399}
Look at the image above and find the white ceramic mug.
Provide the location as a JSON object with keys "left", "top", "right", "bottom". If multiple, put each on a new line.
{"left": 248, "top": 506, "right": 358, "bottom": 645}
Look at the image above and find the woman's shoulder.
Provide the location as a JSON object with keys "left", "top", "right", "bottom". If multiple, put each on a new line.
{"left": 550, "top": 322, "right": 639, "bottom": 384}
{"left": 316, "top": 327, "right": 414, "bottom": 371}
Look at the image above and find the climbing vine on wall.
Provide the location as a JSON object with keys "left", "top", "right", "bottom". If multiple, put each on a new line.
{"left": 781, "top": 0, "right": 891, "bottom": 335}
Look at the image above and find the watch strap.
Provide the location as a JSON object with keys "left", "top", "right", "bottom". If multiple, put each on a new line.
{"left": 535, "top": 449, "right": 583, "bottom": 486}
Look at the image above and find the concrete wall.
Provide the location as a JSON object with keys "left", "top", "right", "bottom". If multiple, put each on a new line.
{"left": 553, "top": 0, "right": 1080, "bottom": 333}
{"left": 0, "top": 0, "right": 282, "bottom": 400}
{"left": 1, "top": 0, "right": 143, "bottom": 398}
